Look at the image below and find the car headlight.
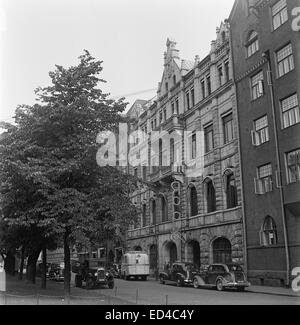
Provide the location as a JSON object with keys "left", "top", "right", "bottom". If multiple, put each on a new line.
{"left": 94, "top": 272, "right": 98, "bottom": 276}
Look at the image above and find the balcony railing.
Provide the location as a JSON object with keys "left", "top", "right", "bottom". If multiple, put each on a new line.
{"left": 127, "top": 207, "right": 242, "bottom": 239}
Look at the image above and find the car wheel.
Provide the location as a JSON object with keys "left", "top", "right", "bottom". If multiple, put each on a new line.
{"left": 159, "top": 276, "right": 165, "bottom": 284}
{"left": 193, "top": 278, "right": 199, "bottom": 289}
{"left": 108, "top": 281, "right": 114, "bottom": 289}
{"left": 237, "top": 287, "right": 245, "bottom": 292}
{"left": 216, "top": 279, "right": 224, "bottom": 292}
{"left": 176, "top": 278, "right": 183, "bottom": 287}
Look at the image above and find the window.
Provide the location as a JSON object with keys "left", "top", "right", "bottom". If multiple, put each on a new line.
{"left": 223, "top": 113, "right": 234, "bottom": 144}
{"left": 186, "top": 91, "right": 190, "bottom": 110}
{"left": 165, "top": 82, "right": 169, "bottom": 92}
{"left": 200, "top": 79, "right": 206, "bottom": 99}
{"left": 246, "top": 31, "right": 259, "bottom": 58}
{"left": 191, "top": 87, "right": 195, "bottom": 107}
{"left": 251, "top": 71, "right": 264, "bottom": 100}
{"left": 204, "top": 124, "right": 214, "bottom": 153}
{"left": 142, "top": 204, "right": 147, "bottom": 227}
{"left": 287, "top": 149, "right": 300, "bottom": 184}
{"left": 190, "top": 186, "right": 198, "bottom": 217}
{"left": 170, "top": 138, "right": 175, "bottom": 164}
{"left": 151, "top": 200, "right": 156, "bottom": 225}
{"left": 276, "top": 43, "right": 294, "bottom": 78}
{"left": 224, "top": 61, "right": 230, "bottom": 82}
{"left": 207, "top": 75, "right": 211, "bottom": 96}
{"left": 272, "top": 0, "right": 288, "bottom": 30}
{"left": 163, "top": 108, "right": 167, "bottom": 121}
{"left": 226, "top": 173, "right": 238, "bottom": 209}
{"left": 213, "top": 238, "right": 232, "bottom": 264}
{"left": 218, "top": 65, "right": 223, "bottom": 86}
{"left": 173, "top": 75, "right": 176, "bottom": 86}
{"left": 159, "top": 111, "right": 163, "bottom": 123}
{"left": 151, "top": 121, "right": 154, "bottom": 131}
{"left": 206, "top": 180, "right": 216, "bottom": 213}
{"left": 252, "top": 115, "right": 269, "bottom": 146}
{"left": 260, "top": 217, "right": 277, "bottom": 246}
{"left": 191, "top": 133, "right": 196, "bottom": 160}
{"left": 175, "top": 98, "right": 179, "bottom": 114}
{"left": 171, "top": 102, "right": 175, "bottom": 115}
{"left": 159, "top": 139, "right": 163, "bottom": 167}
{"left": 281, "top": 94, "right": 299, "bottom": 128}
{"left": 255, "top": 164, "right": 273, "bottom": 194}
{"left": 161, "top": 196, "right": 168, "bottom": 223}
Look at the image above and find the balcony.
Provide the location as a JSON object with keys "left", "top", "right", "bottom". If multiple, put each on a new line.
{"left": 127, "top": 207, "right": 242, "bottom": 239}
{"left": 149, "top": 164, "right": 185, "bottom": 184}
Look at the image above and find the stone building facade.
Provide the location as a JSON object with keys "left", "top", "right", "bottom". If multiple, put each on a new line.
{"left": 125, "top": 23, "right": 245, "bottom": 275}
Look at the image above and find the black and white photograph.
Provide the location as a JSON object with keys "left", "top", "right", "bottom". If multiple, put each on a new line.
{"left": 0, "top": 0, "right": 299, "bottom": 310}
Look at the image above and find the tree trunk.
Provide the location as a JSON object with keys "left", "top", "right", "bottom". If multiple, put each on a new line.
{"left": 41, "top": 246, "right": 47, "bottom": 289}
{"left": 18, "top": 246, "right": 25, "bottom": 281}
{"left": 64, "top": 229, "right": 71, "bottom": 300}
{"left": 26, "top": 249, "right": 41, "bottom": 284}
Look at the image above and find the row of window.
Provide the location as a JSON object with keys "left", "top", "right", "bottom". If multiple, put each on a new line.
{"left": 254, "top": 148, "right": 300, "bottom": 195}
{"left": 246, "top": 0, "right": 289, "bottom": 59}
{"left": 251, "top": 93, "right": 299, "bottom": 147}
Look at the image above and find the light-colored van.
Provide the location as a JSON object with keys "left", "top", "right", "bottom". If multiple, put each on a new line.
{"left": 121, "top": 251, "right": 149, "bottom": 280}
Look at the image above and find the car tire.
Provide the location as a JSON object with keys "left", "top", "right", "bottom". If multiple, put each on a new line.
{"left": 237, "top": 287, "right": 245, "bottom": 292}
{"left": 216, "top": 279, "right": 224, "bottom": 292}
{"left": 176, "top": 278, "right": 183, "bottom": 287}
{"left": 75, "top": 275, "right": 82, "bottom": 288}
{"left": 193, "top": 278, "right": 199, "bottom": 289}
{"left": 108, "top": 281, "right": 114, "bottom": 289}
{"left": 159, "top": 276, "right": 165, "bottom": 284}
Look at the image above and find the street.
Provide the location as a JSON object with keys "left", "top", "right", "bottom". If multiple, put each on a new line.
{"left": 101, "top": 278, "right": 299, "bottom": 305}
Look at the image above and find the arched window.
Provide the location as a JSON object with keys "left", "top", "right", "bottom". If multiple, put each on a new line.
{"left": 260, "top": 216, "right": 277, "bottom": 246}
{"left": 225, "top": 172, "right": 238, "bottom": 209}
{"left": 246, "top": 31, "right": 259, "bottom": 58}
{"left": 160, "top": 195, "right": 168, "bottom": 222}
{"left": 206, "top": 179, "right": 216, "bottom": 213}
{"left": 213, "top": 237, "right": 232, "bottom": 264}
{"left": 151, "top": 200, "right": 156, "bottom": 225}
{"left": 190, "top": 185, "right": 198, "bottom": 217}
{"left": 142, "top": 204, "right": 147, "bottom": 227}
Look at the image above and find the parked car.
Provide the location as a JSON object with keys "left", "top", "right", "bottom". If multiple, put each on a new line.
{"left": 159, "top": 262, "right": 199, "bottom": 287}
{"left": 48, "top": 262, "right": 65, "bottom": 281}
{"left": 193, "top": 263, "right": 250, "bottom": 291}
{"left": 73, "top": 262, "right": 114, "bottom": 289}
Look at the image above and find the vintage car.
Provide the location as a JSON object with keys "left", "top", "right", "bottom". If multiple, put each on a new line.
{"left": 193, "top": 263, "right": 250, "bottom": 291}
{"left": 159, "top": 262, "right": 199, "bottom": 287}
{"left": 48, "top": 262, "right": 65, "bottom": 281}
{"left": 73, "top": 263, "right": 115, "bottom": 290}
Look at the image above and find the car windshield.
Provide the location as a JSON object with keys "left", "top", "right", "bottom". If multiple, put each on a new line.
{"left": 228, "top": 265, "right": 243, "bottom": 272}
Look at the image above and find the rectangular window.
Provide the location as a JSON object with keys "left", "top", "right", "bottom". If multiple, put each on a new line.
{"left": 224, "top": 61, "right": 230, "bottom": 82}
{"left": 201, "top": 79, "right": 206, "bottom": 99}
{"left": 281, "top": 94, "right": 299, "bottom": 128}
{"left": 207, "top": 75, "right": 211, "bottom": 96}
{"left": 247, "top": 39, "right": 259, "bottom": 58}
{"left": 276, "top": 43, "right": 294, "bottom": 78}
{"left": 218, "top": 65, "right": 223, "bottom": 87}
{"left": 255, "top": 164, "right": 273, "bottom": 194}
{"left": 223, "top": 113, "right": 234, "bottom": 144}
{"left": 272, "top": 0, "right": 288, "bottom": 30}
{"left": 186, "top": 91, "right": 190, "bottom": 110}
{"left": 159, "top": 111, "right": 163, "bottom": 123}
{"left": 171, "top": 102, "right": 175, "bottom": 115}
{"left": 191, "top": 88, "right": 195, "bottom": 107}
{"left": 251, "top": 71, "right": 264, "bottom": 100}
{"left": 252, "top": 115, "right": 270, "bottom": 146}
{"left": 287, "top": 149, "right": 300, "bottom": 184}
{"left": 191, "top": 133, "right": 196, "bottom": 159}
{"left": 204, "top": 124, "right": 214, "bottom": 153}
{"left": 175, "top": 98, "right": 179, "bottom": 114}
{"left": 151, "top": 121, "right": 154, "bottom": 131}
{"left": 163, "top": 108, "right": 167, "bottom": 121}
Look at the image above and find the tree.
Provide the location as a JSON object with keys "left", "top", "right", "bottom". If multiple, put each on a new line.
{"left": 0, "top": 51, "right": 137, "bottom": 296}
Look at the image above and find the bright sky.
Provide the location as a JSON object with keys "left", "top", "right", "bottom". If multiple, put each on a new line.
{"left": 0, "top": 0, "right": 235, "bottom": 124}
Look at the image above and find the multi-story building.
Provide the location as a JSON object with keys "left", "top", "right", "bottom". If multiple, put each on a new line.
{"left": 125, "top": 24, "right": 245, "bottom": 276}
{"left": 229, "top": 0, "right": 300, "bottom": 287}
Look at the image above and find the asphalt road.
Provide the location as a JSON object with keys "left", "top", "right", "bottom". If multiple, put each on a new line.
{"left": 102, "top": 278, "right": 299, "bottom": 305}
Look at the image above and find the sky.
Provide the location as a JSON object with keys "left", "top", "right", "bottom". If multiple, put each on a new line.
{"left": 0, "top": 0, "right": 235, "bottom": 124}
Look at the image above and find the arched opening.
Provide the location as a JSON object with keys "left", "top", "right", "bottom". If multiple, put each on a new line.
{"left": 186, "top": 240, "right": 201, "bottom": 269}
{"left": 164, "top": 242, "right": 178, "bottom": 264}
{"left": 212, "top": 237, "right": 232, "bottom": 264}
{"left": 149, "top": 245, "right": 158, "bottom": 271}
{"left": 151, "top": 200, "right": 156, "bottom": 225}
{"left": 206, "top": 179, "right": 216, "bottom": 213}
{"left": 160, "top": 195, "right": 168, "bottom": 222}
{"left": 260, "top": 216, "right": 277, "bottom": 246}
{"left": 225, "top": 171, "right": 238, "bottom": 209}
{"left": 134, "top": 246, "right": 143, "bottom": 252}
{"left": 190, "top": 185, "right": 198, "bottom": 217}
{"left": 142, "top": 204, "right": 147, "bottom": 227}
